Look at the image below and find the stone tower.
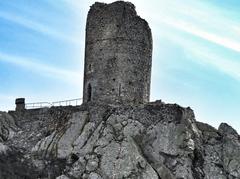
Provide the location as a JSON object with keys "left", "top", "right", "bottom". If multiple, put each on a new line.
{"left": 83, "top": 1, "right": 152, "bottom": 104}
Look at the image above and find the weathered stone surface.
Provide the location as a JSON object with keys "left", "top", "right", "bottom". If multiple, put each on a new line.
{"left": 1, "top": 101, "right": 240, "bottom": 179}
{"left": 0, "top": 1, "right": 239, "bottom": 179}
{"left": 83, "top": 1, "right": 152, "bottom": 105}
{"left": 29, "top": 101, "right": 240, "bottom": 179}
{"left": 219, "top": 123, "right": 240, "bottom": 178}
{"left": 0, "top": 112, "right": 17, "bottom": 142}
{"left": 197, "top": 121, "right": 240, "bottom": 179}
{"left": 88, "top": 172, "right": 103, "bottom": 179}
{"left": 56, "top": 175, "right": 70, "bottom": 179}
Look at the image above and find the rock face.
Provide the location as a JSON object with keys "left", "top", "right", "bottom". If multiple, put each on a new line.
{"left": 1, "top": 1, "right": 239, "bottom": 179}
{"left": 83, "top": 1, "right": 152, "bottom": 105}
{"left": 0, "top": 102, "right": 240, "bottom": 179}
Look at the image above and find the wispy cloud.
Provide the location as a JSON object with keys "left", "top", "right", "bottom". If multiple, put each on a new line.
{"left": 0, "top": 51, "right": 82, "bottom": 85}
{"left": 124, "top": 0, "right": 240, "bottom": 53}
{"left": 159, "top": 28, "right": 240, "bottom": 82}
{"left": 188, "top": 48, "right": 240, "bottom": 82}
{"left": 0, "top": 11, "right": 80, "bottom": 44}
{"left": 157, "top": 17, "right": 240, "bottom": 53}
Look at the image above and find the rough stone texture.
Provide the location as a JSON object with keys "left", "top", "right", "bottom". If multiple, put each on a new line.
{"left": 15, "top": 98, "right": 25, "bottom": 111}
{"left": 0, "top": 112, "right": 17, "bottom": 142}
{"left": 1, "top": 1, "right": 240, "bottom": 179}
{"left": 1, "top": 102, "right": 240, "bottom": 179}
{"left": 83, "top": 1, "right": 152, "bottom": 105}
{"left": 1, "top": 107, "right": 81, "bottom": 179}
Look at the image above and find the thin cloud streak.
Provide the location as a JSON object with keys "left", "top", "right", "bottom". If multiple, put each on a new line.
{"left": 66, "top": 0, "right": 240, "bottom": 54}
{"left": 0, "top": 11, "right": 80, "bottom": 44}
{"left": 154, "top": 25, "right": 240, "bottom": 83}
{"left": 131, "top": 0, "right": 240, "bottom": 53}
{"left": 189, "top": 49, "right": 240, "bottom": 82}
{"left": 157, "top": 17, "right": 240, "bottom": 53}
{"left": 173, "top": 35, "right": 240, "bottom": 82}
{"left": 0, "top": 51, "right": 82, "bottom": 85}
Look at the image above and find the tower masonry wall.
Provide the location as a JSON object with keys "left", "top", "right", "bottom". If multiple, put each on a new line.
{"left": 83, "top": 1, "right": 152, "bottom": 104}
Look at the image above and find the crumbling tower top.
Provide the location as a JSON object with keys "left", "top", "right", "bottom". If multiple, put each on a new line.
{"left": 83, "top": 1, "right": 152, "bottom": 105}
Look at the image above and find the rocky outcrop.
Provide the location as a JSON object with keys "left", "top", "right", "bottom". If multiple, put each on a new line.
{"left": 1, "top": 1, "right": 239, "bottom": 179}
{"left": 197, "top": 122, "right": 240, "bottom": 179}
{"left": 1, "top": 101, "right": 239, "bottom": 179}
{"left": 0, "top": 112, "right": 17, "bottom": 142}
{"left": 0, "top": 107, "right": 81, "bottom": 179}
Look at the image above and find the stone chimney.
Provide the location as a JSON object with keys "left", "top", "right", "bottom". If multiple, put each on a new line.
{"left": 15, "top": 98, "right": 25, "bottom": 111}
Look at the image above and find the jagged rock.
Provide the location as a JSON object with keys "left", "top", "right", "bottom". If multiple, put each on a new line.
{"left": 0, "top": 1, "right": 239, "bottom": 179}
{"left": 219, "top": 123, "right": 239, "bottom": 137}
{"left": 56, "top": 175, "right": 70, "bottom": 179}
{"left": 86, "top": 155, "right": 99, "bottom": 172}
{"left": 0, "top": 101, "right": 239, "bottom": 179}
{"left": 0, "top": 142, "right": 10, "bottom": 155}
{"left": 10, "top": 101, "right": 237, "bottom": 179}
{"left": 68, "top": 156, "right": 86, "bottom": 178}
{"left": 196, "top": 121, "right": 240, "bottom": 179}
{"left": 88, "top": 172, "right": 102, "bottom": 179}
{"left": 0, "top": 112, "right": 17, "bottom": 142}
{"left": 219, "top": 123, "right": 240, "bottom": 178}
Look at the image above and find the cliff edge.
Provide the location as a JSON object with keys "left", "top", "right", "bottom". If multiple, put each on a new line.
{"left": 0, "top": 101, "right": 239, "bottom": 179}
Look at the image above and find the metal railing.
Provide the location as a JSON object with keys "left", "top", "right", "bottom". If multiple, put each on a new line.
{"left": 25, "top": 98, "right": 82, "bottom": 109}
{"left": 25, "top": 102, "right": 52, "bottom": 109}
{"left": 52, "top": 98, "right": 82, "bottom": 107}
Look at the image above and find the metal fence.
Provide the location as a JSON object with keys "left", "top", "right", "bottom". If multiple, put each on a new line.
{"left": 25, "top": 98, "right": 82, "bottom": 109}
{"left": 52, "top": 98, "right": 82, "bottom": 107}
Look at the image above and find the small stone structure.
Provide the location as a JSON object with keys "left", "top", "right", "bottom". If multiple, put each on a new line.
{"left": 15, "top": 98, "right": 25, "bottom": 111}
{"left": 83, "top": 1, "right": 152, "bottom": 105}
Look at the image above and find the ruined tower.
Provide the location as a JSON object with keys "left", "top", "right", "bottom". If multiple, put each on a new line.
{"left": 83, "top": 1, "right": 152, "bottom": 104}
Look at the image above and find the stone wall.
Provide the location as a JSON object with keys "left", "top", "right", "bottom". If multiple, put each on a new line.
{"left": 83, "top": 1, "right": 152, "bottom": 105}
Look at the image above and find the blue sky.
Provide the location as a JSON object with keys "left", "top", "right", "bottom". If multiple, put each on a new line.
{"left": 0, "top": 0, "right": 239, "bottom": 132}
